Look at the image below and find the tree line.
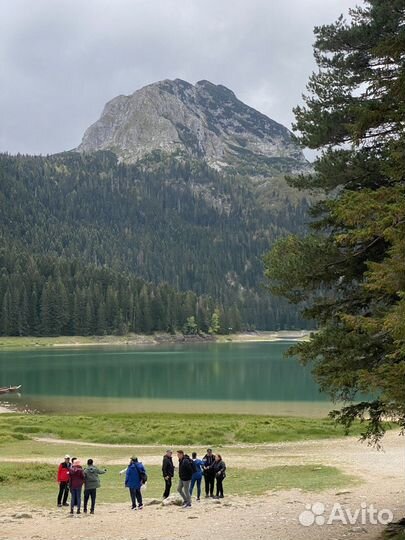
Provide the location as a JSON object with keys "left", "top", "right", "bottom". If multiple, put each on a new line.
{"left": 0, "top": 246, "right": 246, "bottom": 337}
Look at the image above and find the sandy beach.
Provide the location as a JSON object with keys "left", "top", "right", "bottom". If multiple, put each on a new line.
{"left": 0, "top": 430, "right": 403, "bottom": 540}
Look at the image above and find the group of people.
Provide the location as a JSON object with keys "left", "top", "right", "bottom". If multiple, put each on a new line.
{"left": 163, "top": 449, "right": 226, "bottom": 507}
{"left": 57, "top": 456, "right": 107, "bottom": 514}
{"left": 56, "top": 448, "right": 226, "bottom": 514}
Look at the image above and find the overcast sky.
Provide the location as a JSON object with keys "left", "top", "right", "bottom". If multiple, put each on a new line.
{"left": 1, "top": 0, "right": 359, "bottom": 155}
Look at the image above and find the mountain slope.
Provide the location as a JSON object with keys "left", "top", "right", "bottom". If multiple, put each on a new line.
{"left": 0, "top": 79, "right": 313, "bottom": 335}
{"left": 77, "top": 79, "right": 307, "bottom": 173}
{"left": 0, "top": 151, "right": 310, "bottom": 331}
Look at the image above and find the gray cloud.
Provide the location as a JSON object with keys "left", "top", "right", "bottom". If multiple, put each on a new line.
{"left": 0, "top": 0, "right": 358, "bottom": 155}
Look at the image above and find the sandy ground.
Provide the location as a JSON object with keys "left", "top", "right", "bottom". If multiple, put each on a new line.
{"left": 0, "top": 330, "right": 310, "bottom": 351}
{"left": 0, "top": 431, "right": 404, "bottom": 540}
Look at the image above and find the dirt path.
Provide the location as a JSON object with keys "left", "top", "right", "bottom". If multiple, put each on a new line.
{"left": 0, "top": 431, "right": 404, "bottom": 540}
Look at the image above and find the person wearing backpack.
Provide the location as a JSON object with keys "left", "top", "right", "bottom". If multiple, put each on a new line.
{"left": 177, "top": 450, "right": 194, "bottom": 508}
{"left": 162, "top": 449, "right": 175, "bottom": 499}
{"left": 212, "top": 453, "right": 226, "bottom": 498}
{"left": 83, "top": 458, "right": 107, "bottom": 514}
{"left": 189, "top": 452, "right": 204, "bottom": 501}
{"left": 125, "top": 457, "right": 147, "bottom": 510}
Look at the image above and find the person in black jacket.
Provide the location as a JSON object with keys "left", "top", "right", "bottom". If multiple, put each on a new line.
{"left": 203, "top": 448, "right": 216, "bottom": 497}
{"left": 212, "top": 453, "right": 226, "bottom": 498}
{"left": 162, "top": 449, "right": 175, "bottom": 499}
{"left": 177, "top": 450, "right": 193, "bottom": 508}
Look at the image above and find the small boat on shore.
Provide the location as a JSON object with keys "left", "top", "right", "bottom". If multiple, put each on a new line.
{"left": 0, "top": 385, "right": 22, "bottom": 395}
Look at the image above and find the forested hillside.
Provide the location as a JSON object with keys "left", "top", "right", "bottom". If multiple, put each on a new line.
{"left": 0, "top": 150, "right": 311, "bottom": 335}
{"left": 0, "top": 247, "right": 235, "bottom": 336}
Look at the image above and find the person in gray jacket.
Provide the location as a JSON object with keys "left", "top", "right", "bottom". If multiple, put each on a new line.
{"left": 83, "top": 459, "right": 107, "bottom": 514}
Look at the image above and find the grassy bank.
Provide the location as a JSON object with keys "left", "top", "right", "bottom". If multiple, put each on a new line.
{"left": 0, "top": 413, "right": 362, "bottom": 508}
{"left": 0, "top": 413, "right": 367, "bottom": 446}
{"left": 0, "top": 462, "right": 355, "bottom": 506}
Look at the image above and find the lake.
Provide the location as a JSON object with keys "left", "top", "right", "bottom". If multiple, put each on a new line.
{"left": 0, "top": 341, "right": 333, "bottom": 417}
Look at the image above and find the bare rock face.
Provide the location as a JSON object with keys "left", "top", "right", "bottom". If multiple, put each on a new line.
{"left": 77, "top": 79, "right": 307, "bottom": 171}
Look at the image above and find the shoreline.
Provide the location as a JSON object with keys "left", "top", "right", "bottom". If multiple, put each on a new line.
{"left": 0, "top": 330, "right": 311, "bottom": 350}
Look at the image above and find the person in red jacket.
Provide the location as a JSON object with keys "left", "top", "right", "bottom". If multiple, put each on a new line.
{"left": 57, "top": 455, "right": 71, "bottom": 507}
{"left": 69, "top": 459, "right": 85, "bottom": 515}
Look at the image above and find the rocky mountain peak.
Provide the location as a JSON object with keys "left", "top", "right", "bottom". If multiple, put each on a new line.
{"left": 77, "top": 78, "right": 307, "bottom": 172}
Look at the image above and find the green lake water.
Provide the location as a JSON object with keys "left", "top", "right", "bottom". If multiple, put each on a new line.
{"left": 0, "top": 342, "right": 333, "bottom": 416}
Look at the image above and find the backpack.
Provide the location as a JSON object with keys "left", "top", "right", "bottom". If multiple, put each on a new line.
{"left": 136, "top": 464, "right": 148, "bottom": 484}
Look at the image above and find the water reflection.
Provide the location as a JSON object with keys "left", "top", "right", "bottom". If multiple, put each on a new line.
{"left": 0, "top": 342, "right": 328, "bottom": 413}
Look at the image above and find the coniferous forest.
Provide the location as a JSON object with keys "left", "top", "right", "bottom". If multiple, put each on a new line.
{"left": 0, "top": 150, "right": 312, "bottom": 336}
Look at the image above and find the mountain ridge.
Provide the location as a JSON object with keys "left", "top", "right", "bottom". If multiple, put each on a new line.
{"left": 77, "top": 78, "right": 308, "bottom": 173}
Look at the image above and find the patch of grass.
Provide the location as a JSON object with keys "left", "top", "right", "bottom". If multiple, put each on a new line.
{"left": 0, "top": 462, "right": 356, "bottom": 507}
{"left": 0, "top": 413, "right": 369, "bottom": 446}
{"left": 382, "top": 521, "right": 405, "bottom": 540}
{"left": 381, "top": 530, "right": 405, "bottom": 540}
{"left": 229, "top": 464, "right": 355, "bottom": 495}
{"left": 0, "top": 463, "right": 55, "bottom": 483}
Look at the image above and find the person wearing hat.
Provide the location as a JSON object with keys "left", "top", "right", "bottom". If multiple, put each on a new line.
{"left": 125, "top": 457, "right": 147, "bottom": 510}
{"left": 203, "top": 448, "right": 216, "bottom": 497}
{"left": 162, "top": 449, "right": 175, "bottom": 499}
{"left": 57, "top": 454, "right": 71, "bottom": 507}
{"left": 69, "top": 459, "right": 85, "bottom": 514}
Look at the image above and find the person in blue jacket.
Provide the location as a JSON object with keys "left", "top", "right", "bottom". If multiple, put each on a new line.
{"left": 125, "top": 457, "right": 146, "bottom": 510}
{"left": 189, "top": 452, "right": 204, "bottom": 501}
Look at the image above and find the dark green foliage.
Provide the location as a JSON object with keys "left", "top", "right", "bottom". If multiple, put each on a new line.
{"left": 0, "top": 150, "right": 312, "bottom": 334}
{"left": 264, "top": 0, "right": 405, "bottom": 441}
{"left": 0, "top": 246, "right": 224, "bottom": 337}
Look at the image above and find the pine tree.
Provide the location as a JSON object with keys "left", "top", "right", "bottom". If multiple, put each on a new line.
{"left": 264, "top": 0, "right": 405, "bottom": 442}
{"left": 183, "top": 315, "right": 198, "bottom": 335}
{"left": 209, "top": 309, "right": 221, "bottom": 335}
{"left": 139, "top": 285, "right": 153, "bottom": 334}
{"left": 96, "top": 301, "right": 107, "bottom": 335}
{"left": 18, "top": 287, "right": 29, "bottom": 336}
{"left": 0, "top": 289, "right": 11, "bottom": 336}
